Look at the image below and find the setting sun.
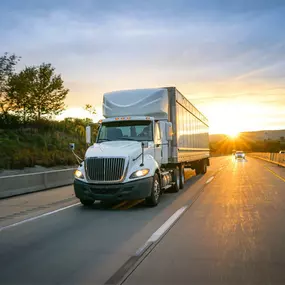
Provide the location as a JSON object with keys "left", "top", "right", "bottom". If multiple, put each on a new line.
{"left": 227, "top": 131, "right": 240, "bottom": 139}
{"left": 199, "top": 101, "right": 270, "bottom": 135}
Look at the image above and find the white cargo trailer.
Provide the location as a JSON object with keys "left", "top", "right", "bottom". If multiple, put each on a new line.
{"left": 73, "top": 87, "right": 210, "bottom": 206}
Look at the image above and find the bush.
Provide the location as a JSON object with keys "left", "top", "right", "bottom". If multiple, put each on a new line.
{"left": 0, "top": 119, "right": 98, "bottom": 169}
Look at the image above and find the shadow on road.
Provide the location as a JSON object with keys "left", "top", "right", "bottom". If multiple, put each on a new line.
{"left": 77, "top": 173, "right": 203, "bottom": 212}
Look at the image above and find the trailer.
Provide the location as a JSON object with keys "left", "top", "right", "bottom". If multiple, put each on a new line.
{"left": 73, "top": 87, "right": 210, "bottom": 207}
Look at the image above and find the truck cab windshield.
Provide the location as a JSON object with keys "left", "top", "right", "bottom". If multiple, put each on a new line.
{"left": 97, "top": 121, "right": 153, "bottom": 143}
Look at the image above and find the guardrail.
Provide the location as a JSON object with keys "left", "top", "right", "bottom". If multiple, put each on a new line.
{"left": 0, "top": 168, "right": 76, "bottom": 199}
{"left": 250, "top": 152, "right": 285, "bottom": 167}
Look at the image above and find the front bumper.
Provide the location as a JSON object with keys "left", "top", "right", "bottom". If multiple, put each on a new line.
{"left": 74, "top": 177, "right": 153, "bottom": 201}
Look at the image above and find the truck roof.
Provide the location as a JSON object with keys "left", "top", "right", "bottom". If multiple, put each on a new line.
{"left": 103, "top": 87, "right": 208, "bottom": 123}
{"left": 103, "top": 88, "right": 169, "bottom": 119}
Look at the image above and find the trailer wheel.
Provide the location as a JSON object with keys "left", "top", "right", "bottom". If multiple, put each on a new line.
{"left": 195, "top": 164, "right": 201, "bottom": 175}
{"left": 145, "top": 173, "right": 161, "bottom": 207}
{"left": 179, "top": 165, "right": 185, "bottom": 189}
{"left": 171, "top": 168, "right": 180, "bottom": 192}
{"left": 195, "top": 160, "right": 207, "bottom": 175}
{"left": 201, "top": 159, "right": 207, "bottom": 174}
{"left": 80, "top": 198, "right": 95, "bottom": 206}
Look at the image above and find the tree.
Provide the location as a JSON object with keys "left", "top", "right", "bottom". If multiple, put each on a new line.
{"left": 84, "top": 104, "right": 96, "bottom": 117}
{"left": 1, "top": 56, "right": 69, "bottom": 125}
{"left": 7, "top": 67, "right": 35, "bottom": 123}
{"left": 0, "top": 53, "right": 20, "bottom": 118}
{"left": 26, "top": 63, "right": 69, "bottom": 120}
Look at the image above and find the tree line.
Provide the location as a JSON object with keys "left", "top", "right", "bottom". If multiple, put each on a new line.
{"left": 0, "top": 52, "right": 69, "bottom": 126}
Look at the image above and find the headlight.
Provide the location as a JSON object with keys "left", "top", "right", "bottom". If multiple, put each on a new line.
{"left": 130, "top": 169, "right": 149, "bottom": 179}
{"left": 74, "top": 169, "right": 84, "bottom": 179}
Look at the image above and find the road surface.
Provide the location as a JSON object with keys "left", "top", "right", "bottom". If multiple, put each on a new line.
{"left": 0, "top": 156, "right": 285, "bottom": 285}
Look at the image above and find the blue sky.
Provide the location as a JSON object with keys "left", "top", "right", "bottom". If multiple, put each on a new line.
{"left": 1, "top": 0, "right": 285, "bottom": 133}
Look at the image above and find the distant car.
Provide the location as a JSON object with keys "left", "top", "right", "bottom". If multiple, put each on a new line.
{"left": 235, "top": 151, "right": 245, "bottom": 159}
{"left": 279, "top": 150, "right": 285, "bottom": 154}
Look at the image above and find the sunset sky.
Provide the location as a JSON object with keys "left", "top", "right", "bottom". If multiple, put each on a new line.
{"left": 1, "top": 0, "right": 285, "bottom": 134}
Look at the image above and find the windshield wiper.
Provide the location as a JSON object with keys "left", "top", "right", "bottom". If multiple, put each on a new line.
{"left": 117, "top": 137, "right": 137, "bottom": 141}
{"left": 97, "top": 138, "right": 111, "bottom": 143}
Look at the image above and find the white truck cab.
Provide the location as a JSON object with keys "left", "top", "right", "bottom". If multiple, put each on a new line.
{"left": 73, "top": 87, "right": 210, "bottom": 207}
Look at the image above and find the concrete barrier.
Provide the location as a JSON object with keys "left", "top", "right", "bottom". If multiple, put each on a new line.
{"left": 250, "top": 152, "right": 285, "bottom": 167}
{"left": 0, "top": 168, "right": 76, "bottom": 199}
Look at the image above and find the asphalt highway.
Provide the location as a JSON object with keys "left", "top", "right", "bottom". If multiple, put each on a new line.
{"left": 1, "top": 156, "right": 284, "bottom": 285}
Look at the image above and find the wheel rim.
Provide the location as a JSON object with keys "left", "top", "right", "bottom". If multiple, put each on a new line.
{"left": 153, "top": 179, "right": 160, "bottom": 201}
{"left": 181, "top": 170, "right": 185, "bottom": 185}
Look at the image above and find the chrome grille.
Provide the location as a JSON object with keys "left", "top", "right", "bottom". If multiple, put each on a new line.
{"left": 86, "top": 157, "right": 126, "bottom": 182}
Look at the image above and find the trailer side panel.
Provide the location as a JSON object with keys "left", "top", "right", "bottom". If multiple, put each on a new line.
{"left": 168, "top": 87, "right": 210, "bottom": 163}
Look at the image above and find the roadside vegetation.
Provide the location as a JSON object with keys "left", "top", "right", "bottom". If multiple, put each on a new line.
{"left": 0, "top": 52, "right": 97, "bottom": 170}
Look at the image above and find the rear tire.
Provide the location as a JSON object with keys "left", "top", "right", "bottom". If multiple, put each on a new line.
{"left": 195, "top": 160, "right": 207, "bottom": 175}
{"left": 179, "top": 165, "right": 185, "bottom": 189}
{"left": 201, "top": 159, "right": 207, "bottom": 174}
{"left": 171, "top": 168, "right": 180, "bottom": 193}
{"left": 145, "top": 173, "right": 161, "bottom": 207}
{"left": 195, "top": 164, "right": 201, "bottom": 175}
{"left": 80, "top": 198, "right": 95, "bottom": 206}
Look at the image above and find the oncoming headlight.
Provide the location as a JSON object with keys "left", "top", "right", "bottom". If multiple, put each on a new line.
{"left": 130, "top": 169, "right": 149, "bottom": 179}
{"left": 74, "top": 169, "right": 84, "bottom": 179}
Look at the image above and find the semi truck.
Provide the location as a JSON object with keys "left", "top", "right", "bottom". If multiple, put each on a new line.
{"left": 73, "top": 87, "right": 210, "bottom": 207}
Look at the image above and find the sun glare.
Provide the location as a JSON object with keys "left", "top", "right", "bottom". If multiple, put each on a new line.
{"left": 202, "top": 101, "right": 264, "bottom": 136}
{"left": 56, "top": 107, "right": 103, "bottom": 122}
{"left": 227, "top": 130, "right": 240, "bottom": 139}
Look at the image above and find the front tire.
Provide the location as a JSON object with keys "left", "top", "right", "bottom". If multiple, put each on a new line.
{"left": 145, "top": 173, "right": 161, "bottom": 207}
{"left": 80, "top": 198, "right": 95, "bottom": 206}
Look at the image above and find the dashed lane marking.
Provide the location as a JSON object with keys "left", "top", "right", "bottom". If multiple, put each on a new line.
{"left": 0, "top": 203, "right": 80, "bottom": 232}
{"left": 206, "top": 176, "right": 214, "bottom": 184}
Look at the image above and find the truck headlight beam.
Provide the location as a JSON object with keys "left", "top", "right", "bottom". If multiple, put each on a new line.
{"left": 130, "top": 169, "right": 150, "bottom": 179}
{"left": 74, "top": 169, "right": 84, "bottom": 179}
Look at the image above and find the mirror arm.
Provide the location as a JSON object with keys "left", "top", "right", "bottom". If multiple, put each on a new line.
{"left": 72, "top": 149, "right": 83, "bottom": 164}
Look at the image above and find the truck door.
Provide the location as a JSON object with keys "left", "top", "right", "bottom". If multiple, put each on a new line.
{"left": 159, "top": 121, "right": 169, "bottom": 164}
{"left": 154, "top": 122, "right": 162, "bottom": 165}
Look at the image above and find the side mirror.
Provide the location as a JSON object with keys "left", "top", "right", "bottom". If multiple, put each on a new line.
{"left": 69, "top": 142, "right": 83, "bottom": 164}
{"left": 143, "top": 142, "right": 149, "bottom": 148}
{"left": 166, "top": 122, "right": 173, "bottom": 141}
{"left": 69, "top": 143, "right": 75, "bottom": 150}
{"left": 86, "top": 126, "right": 91, "bottom": 144}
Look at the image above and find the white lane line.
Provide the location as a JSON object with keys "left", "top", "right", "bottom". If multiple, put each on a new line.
{"left": 0, "top": 202, "right": 80, "bottom": 232}
{"left": 206, "top": 176, "right": 214, "bottom": 184}
{"left": 135, "top": 241, "right": 153, "bottom": 256}
{"left": 135, "top": 206, "right": 188, "bottom": 256}
{"left": 147, "top": 206, "right": 187, "bottom": 243}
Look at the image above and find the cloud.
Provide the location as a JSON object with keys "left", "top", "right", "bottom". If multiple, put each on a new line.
{"left": 1, "top": 0, "right": 285, "bottom": 131}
